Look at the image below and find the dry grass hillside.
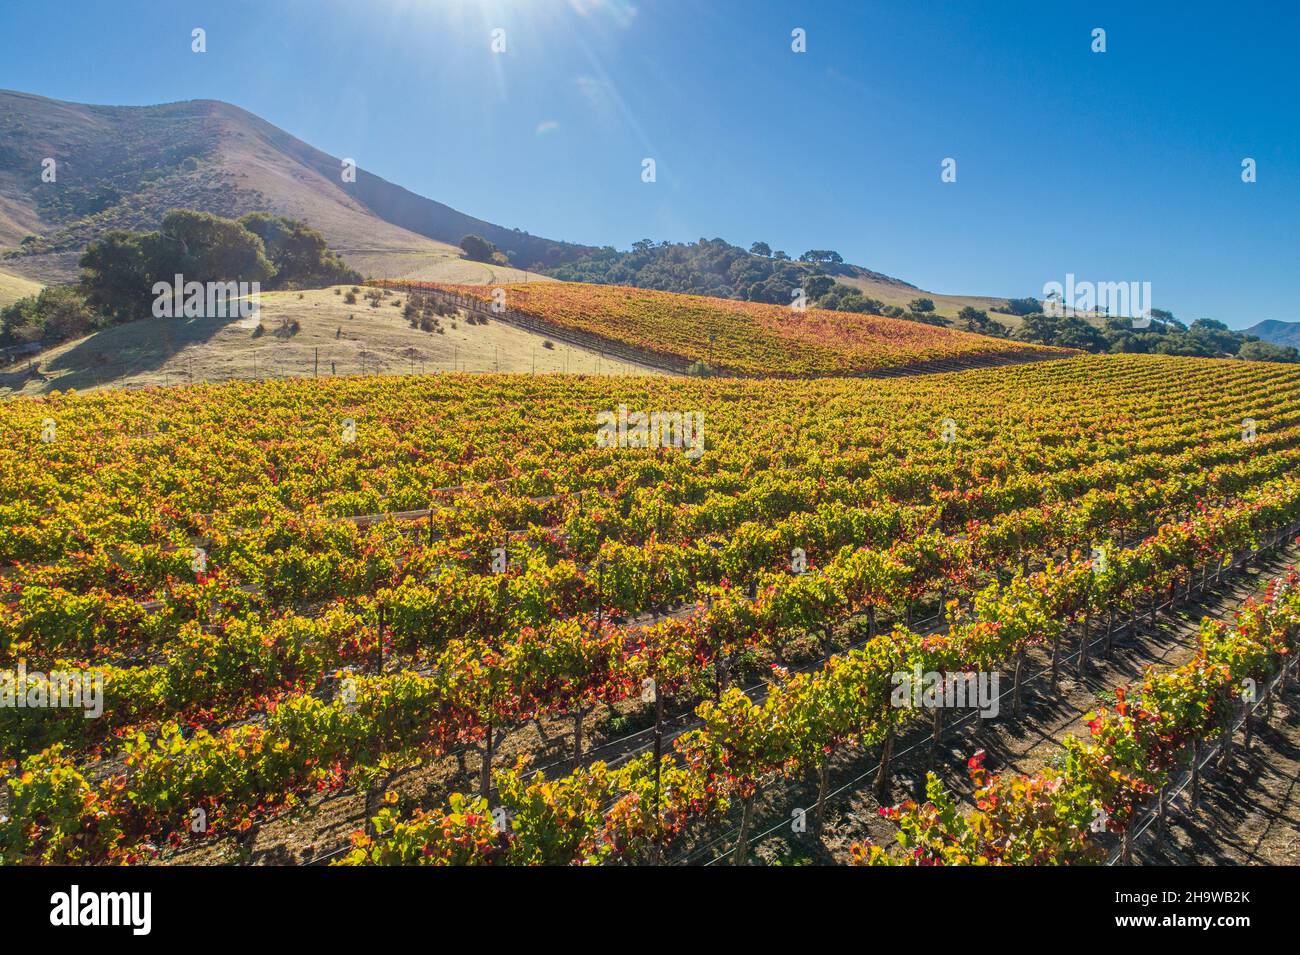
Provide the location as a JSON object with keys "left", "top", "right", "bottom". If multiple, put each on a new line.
{"left": 0, "top": 266, "right": 42, "bottom": 308}
{"left": 339, "top": 247, "right": 555, "bottom": 285}
{"left": 834, "top": 272, "right": 1023, "bottom": 327}
{"left": 0, "top": 285, "right": 660, "bottom": 397}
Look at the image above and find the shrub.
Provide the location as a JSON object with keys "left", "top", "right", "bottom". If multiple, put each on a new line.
{"left": 1, "top": 286, "right": 99, "bottom": 346}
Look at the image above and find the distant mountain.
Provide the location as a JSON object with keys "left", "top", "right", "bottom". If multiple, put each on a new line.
{"left": 0, "top": 89, "right": 592, "bottom": 283}
{"left": 1244, "top": 320, "right": 1300, "bottom": 349}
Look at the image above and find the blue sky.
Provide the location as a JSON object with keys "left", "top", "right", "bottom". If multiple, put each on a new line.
{"left": 1, "top": 0, "right": 1296, "bottom": 327}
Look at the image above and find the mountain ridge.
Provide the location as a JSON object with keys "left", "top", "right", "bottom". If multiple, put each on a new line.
{"left": 1244, "top": 319, "right": 1300, "bottom": 349}
{"left": 0, "top": 89, "right": 591, "bottom": 283}
{"left": 1, "top": 89, "right": 1020, "bottom": 321}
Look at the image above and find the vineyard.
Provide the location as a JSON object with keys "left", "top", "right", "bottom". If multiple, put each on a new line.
{"left": 1, "top": 352, "right": 1299, "bottom": 865}
{"left": 375, "top": 280, "right": 1070, "bottom": 376}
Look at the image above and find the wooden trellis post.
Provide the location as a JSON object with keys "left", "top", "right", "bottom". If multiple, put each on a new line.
{"left": 1077, "top": 611, "right": 1091, "bottom": 677}
{"left": 1190, "top": 739, "right": 1201, "bottom": 810}
{"left": 1012, "top": 649, "right": 1025, "bottom": 717}
{"left": 874, "top": 725, "right": 894, "bottom": 803}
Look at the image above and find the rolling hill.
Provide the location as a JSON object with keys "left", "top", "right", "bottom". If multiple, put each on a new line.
{"left": 833, "top": 271, "right": 1018, "bottom": 324}
{"left": 545, "top": 237, "right": 1020, "bottom": 326}
{"left": 1, "top": 90, "right": 1028, "bottom": 321}
{"left": 0, "top": 89, "right": 589, "bottom": 284}
{"left": 386, "top": 280, "right": 1069, "bottom": 377}
{"left": 0, "top": 88, "right": 1075, "bottom": 383}
{"left": 3, "top": 279, "right": 1065, "bottom": 397}
{"left": 0, "top": 285, "right": 653, "bottom": 398}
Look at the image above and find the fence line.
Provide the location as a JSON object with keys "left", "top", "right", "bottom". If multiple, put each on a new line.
{"left": 3, "top": 346, "right": 639, "bottom": 393}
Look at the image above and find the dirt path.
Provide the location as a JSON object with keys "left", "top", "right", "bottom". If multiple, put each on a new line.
{"left": 719, "top": 547, "right": 1300, "bottom": 866}
{"left": 1136, "top": 695, "right": 1300, "bottom": 865}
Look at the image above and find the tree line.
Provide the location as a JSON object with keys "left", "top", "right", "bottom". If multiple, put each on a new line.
{"left": 545, "top": 237, "right": 1295, "bottom": 363}
{"left": 544, "top": 237, "right": 863, "bottom": 304}
{"left": 1010, "top": 301, "right": 1296, "bottom": 361}
{"left": 2, "top": 210, "right": 361, "bottom": 347}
